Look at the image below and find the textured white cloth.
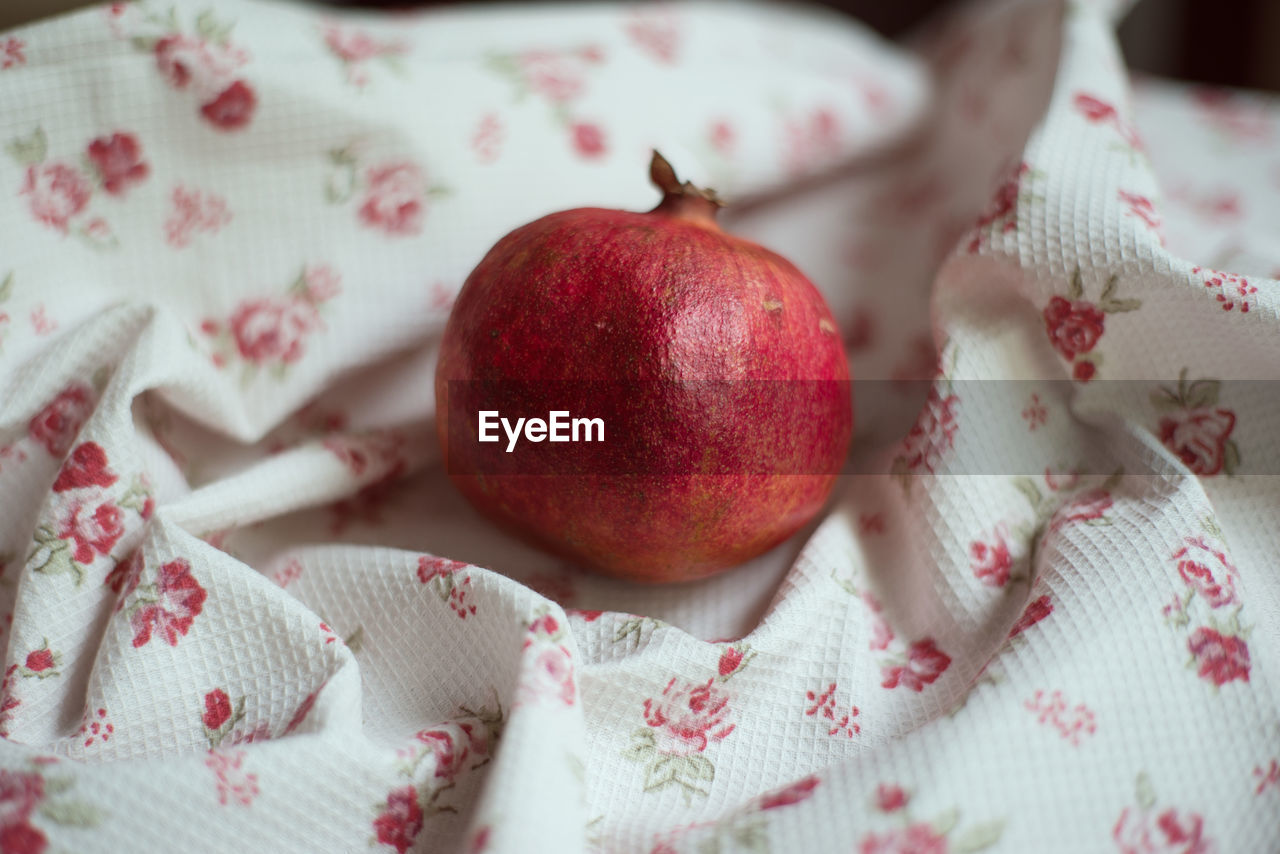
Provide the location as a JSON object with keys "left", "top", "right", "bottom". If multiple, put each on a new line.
{"left": 0, "top": 0, "right": 1277, "bottom": 852}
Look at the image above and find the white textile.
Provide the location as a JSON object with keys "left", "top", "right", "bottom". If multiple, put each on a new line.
{"left": 0, "top": 0, "right": 1276, "bottom": 852}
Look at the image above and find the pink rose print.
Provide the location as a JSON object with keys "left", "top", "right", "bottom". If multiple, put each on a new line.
{"left": 643, "top": 677, "right": 734, "bottom": 756}
{"left": 77, "top": 706, "right": 114, "bottom": 748}
{"left": 1073, "top": 91, "right": 1144, "bottom": 151}
{"left": 1159, "top": 409, "right": 1237, "bottom": 476}
{"left": 717, "top": 647, "right": 743, "bottom": 678}
{"left": 1159, "top": 523, "right": 1251, "bottom": 687}
{"left": 416, "top": 556, "right": 469, "bottom": 585}
{"left": 128, "top": 558, "right": 208, "bottom": 648}
{"left": 805, "top": 682, "right": 860, "bottom": 737}
{"left": 880, "top": 638, "right": 951, "bottom": 691}
{"left": 200, "top": 79, "right": 256, "bottom": 130}
{"left": 0, "top": 667, "right": 20, "bottom": 738}
{"left": 1048, "top": 488, "right": 1113, "bottom": 532}
{"left": 164, "top": 185, "right": 230, "bottom": 248}
{"left": 137, "top": 11, "right": 256, "bottom": 133}
{"left": 1253, "top": 760, "right": 1280, "bottom": 796}
{"left": 1172, "top": 537, "right": 1238, "bottom": 608}
{"left": 1113, "top": 806, "right": 1212, "bottom": 854}
{"left": 1186, "top": 627, "right": 1249, "bottom": 687}
{"left": 319, "top": 621, "right": 339, "bottom": 646}
{"left": 1113, "top": 774, "right": 1215, "bottom": 852}
{"left": 119, "top": 6, "right": 257, "bottom": 131}
{"left": 858, "top": 823, "right": 948, "bottom": 854}
{"left": 966, "top": 161, "right": 1031, "bottom": 253}
{"left": 1, "top": 38, "right": 24, "bottom": 70}
{"left": 21, "top": 645, "right": 58, "bottom": 679}
{"left": 31, "top": 475, "right": 135, "bottom": 586}
{"left": 325, "top": 146, "right": 446, "bottom": 236}
{"left": 1117, "top": 190, "right": 1161, "bottom": 236}
{"left": 154, "top": 34, "right": 205, "bottom": 89}
{"left": 86, "top": 133, "right": 149, "bottom": 197}
{"left": 0, "top": 821, "right": 45, "bottom": 852}
{"left": 784, "top": 107, "right": 841, "bottom": 176}
{"left": 322, "top": 24, "right": 399, "bottom": 63}
{"left": 626, "top": 8, "right": 678, "bottom": 63}
{"left": 1022, "top": 393, "right": 1047, "bottom": 430}
{"left": 52, "top": 442, "right": 117, "bottom": 492}
{"left": 758, "top": 775, "right": 819, "bottom": 811}
{"left": 203, "top": 689, "right": 232, "bottom": 730}
{"left": 321, "top": 426, "right": 402, "bottom": 476}
{"left": 896, "top": 386, "right": 958, "bottom": 475}
{"left": 29, "top": 305, "right": 56, "bottom": 335}
{"left": 391, "top": 705, "right": 502, "bottom": 822}
{"left": 861, "top": 786, "right": 1003, "bottom": 852}
{"left": 1024, "top": 690, "right": 1097, "bottom": 745}
{"left": 875, "top": 783, "right": 909, "bottom": 813}
{"left": 283, "top": 687, "right": 322, "bottom": 736}
{"left": 1044, "top": 269, "right": 1140, "bottom": 381}
{"left": 7, "top": 126, "right": 136, "bottom": 248}
{"left": 55, "top": 494, "right": 124, "bottom": 565}
{"left": 570, "top": 122, "right": 607, "bottom": 159}
{"left": 417, "top": 556, "right": 477, "bottom": 619}
{"left": 471, "top": 113, "right": 503, "bottom": 164}
{"left": 0, "top": 769, "right": 44, "bottom": 827}
{"left": 358, "top": 162, "right": 427, "bottom": 236}
{"left": 28, "top": 384, "right": 93, "bottom": 457}
{"left": 206, "top": 750, "right": 258, "bottom": 807}
{"left": 373, "top": 785, "right": 423, "bottom": 854}
{"left": 629, "top": 676, "right": 735, "bottom": 800}
{"left": 272, "top": 558, "right": 302, "bottom": 588}
{"left": 321, "top": 22, "right": 407, "bottom": 87}
{"left": 1074, "top": 93, "right": 1116, "bottom": 123}
{"left": 528, "top": 645, "right": 576, "bottom": 706}
{"left": 217, "top": 717, "right": 270, "bottom": 747}
{"left": 1009, "top": 594, "right": 1053, "bottom": 639}
{"left": 232, "top": 288, "right": 309, "bottom": 359}
{"left": 528, "top": 615, "right": 558, "bottom": 640}
{"left": 861, "top": 592, "right": 894, "bottom": 651}
{"left": 514, "top": 49, "right": 590, "bottom": 102}
{"left": 104, "top": 549, "right": 144, "bottom": 604}
{"left": 82, "top": 217, "right": 108, "bottom": 242}
{"left": 970, "top": 523, "right": 1014, "bottom": 587}
{"left": 202, "top": 265, "right": 340, "bottom": 377}
{"left": 1190, "top": 266, "right": 1256, "bottom": 313}
{"left": 21, "top": 162, "right": 90, "bottom": 233}
{"left": 416, "top": 729, "right": 468, "bottom": 781}
{"left": 1043, "top": 296, "right": 1104, "bottom": 360}
{"left": 0, "top": 763, "right": 100, "bottom": 845}
{"left": 486, "top": 46, "right": 605, "bottom": 157}
{"left": 518, "top": 612, "right": 575, "bottom": 705}
{"left": 1151, "top": 371, "right": 1239, "bottom": 476}
{"left": 0, "top": 769, "right": 52, "bottom": 854}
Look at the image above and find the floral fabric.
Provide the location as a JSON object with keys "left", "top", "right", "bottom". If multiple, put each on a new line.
{"left": 0, "top": 0, "right": 1277, "bottom": 852}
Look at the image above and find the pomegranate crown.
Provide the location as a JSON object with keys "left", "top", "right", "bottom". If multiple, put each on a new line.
{"left": 649, "top": 151, "right": 724, "bottom": 223}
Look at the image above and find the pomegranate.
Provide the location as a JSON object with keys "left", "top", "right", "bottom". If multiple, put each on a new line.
{"left": 436, "top": 153, "right": 851, "bottom": 582}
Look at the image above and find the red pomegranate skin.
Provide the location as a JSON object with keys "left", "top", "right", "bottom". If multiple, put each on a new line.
{"left": 436, "top": 161, "right": 851, "bottom": 582}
